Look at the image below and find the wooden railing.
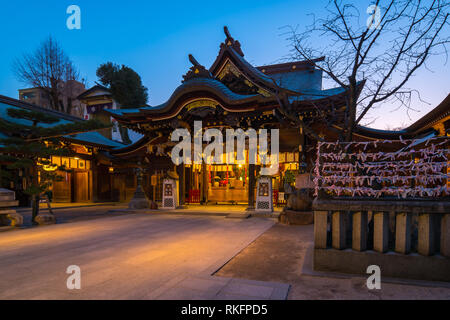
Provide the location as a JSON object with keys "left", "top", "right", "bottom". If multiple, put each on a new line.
{"left": 313, "top": 199, "right": 450, "bottom": 281}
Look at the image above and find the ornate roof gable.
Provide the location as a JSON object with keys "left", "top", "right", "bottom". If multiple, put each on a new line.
{"left": 209, "top": 27, "right": 279, "bottom": 97}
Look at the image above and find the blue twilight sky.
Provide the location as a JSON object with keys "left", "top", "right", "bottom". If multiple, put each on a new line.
{"left": 0, "top": 0, "right": 448, "bottom": 130}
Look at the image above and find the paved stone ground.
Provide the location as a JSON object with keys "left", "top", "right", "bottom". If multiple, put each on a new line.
{"left": 111, "top": 204, "right": 282, "bottom": 218}
{"left": 0, "top": 213, "right": 290, "bottom": 299}
{"left": 216, "top": 224, "right": 450, "bottom": 299}
{"left": 14, "top": 204, "right": 128, "bottom": 228}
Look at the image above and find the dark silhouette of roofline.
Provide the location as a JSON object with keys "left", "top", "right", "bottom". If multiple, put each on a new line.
{"left": 0, "top": 94, "right": 83, "bottom": 122}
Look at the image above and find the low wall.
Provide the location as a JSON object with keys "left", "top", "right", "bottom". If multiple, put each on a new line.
{"left": 313, "top": 199, "right": 450, "bottom": 282}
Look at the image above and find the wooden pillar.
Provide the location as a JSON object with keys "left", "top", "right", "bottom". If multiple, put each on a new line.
{"left": 91, "top": 161, "right": 99, "bottom": 202}
{"left": 441, "top": 214, "right": 450, "bottom": 257}
{"left": 247, "top": 163, "right": 255, "bottom": 210}
{"left": 314, "top": 211, "right": 328, "bottom": 249}
{"left": 178, "top": 164, "right": 185, "bottom": 205}
{"left": 201, "top": 162, "right": 208, "bottom": 204}
{"left": 352, "top": 211, "right": 367, "bottom": 251}
{"left": 298, "top": 124, "right": 306, "bottom": 173}
{"left": 418, "top": 213, "right": 435, "bottom": 256}
{"left": 109, "top": 171, "right": 114, "bottom": 202}
{"left": 373, "top": 211, "right": 389, "bottom": 253}
{"left": 332, "top": 211, "right": 346, "bottom": 249}
{"left": 395, "top": 212, "right": 411, "bottom": 254}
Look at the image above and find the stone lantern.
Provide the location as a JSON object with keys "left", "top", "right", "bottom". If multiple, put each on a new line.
{"left": 0, "top": 188, "right": 23, "bottom": 227}
{"left": 128, "top": 164, "right": 151, "bottom": 209}
{"left": 161, "top": 171, "right": 179, "bottom": 210}
{"left": 255, "top": 176, "right": 273, "bottom": 213}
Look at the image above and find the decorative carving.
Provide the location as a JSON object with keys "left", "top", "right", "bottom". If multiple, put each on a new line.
{"left": 223, "top": 26, "right": 244, "bottom": 57}
{"left": 217, "top": 61, "right": 271, "bottom": 97}
{"left": 221, "top": 72, "right": 259, "bottom": 95}
{"left": 185, "top": 100, "right": 217, "bottom": 111}
{"left": 182, "top": 54, "right": 213, "bottom": 83}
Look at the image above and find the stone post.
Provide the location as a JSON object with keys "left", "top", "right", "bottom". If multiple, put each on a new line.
{"left": 395, "top": 212, "right": 411, "bottom": 254}
{"left": 373, "top": 211, "right": 389, "bottom": 253}
{"left": 352, "top": 211, "right": 368, "bottom": 251}
{"left": 418, "top": 213, "right": 435, "bottom": 256}
{"left": 332, "top": 211, "right": 346, "bottom": 249}
{"left": 441, "top": 214, "right": 450, "bottom": 258}
{"left": 314, "top": 211, "right": 328, "bottom": 249}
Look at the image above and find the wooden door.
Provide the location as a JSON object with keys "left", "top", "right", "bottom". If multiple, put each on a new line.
{"left": 52, "top": 171, "right": 72, "bottom": 202}
{"left": 74, "top": 171, "right": 90, "bottom": 202}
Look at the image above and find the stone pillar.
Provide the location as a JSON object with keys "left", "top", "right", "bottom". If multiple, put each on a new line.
{"left": 373, "top": 211, "right": 389, "bottom": 253}
{"left": 352, "top": 211, "right": 368, "bottom": 251}
{"left": 247, "top": 163, "right": 255, "bottom": 211}
{"left": 395, "top": 212, "right": 411, "bottom": 254}
{"left": 332, "top": 211, "right": 346, "bottom": 249}
{"left": 441, "top": 214, "right": 450, "bottom": 258}
{"left": 418, "top": 213, "right": 435, "bottom": 256}
{"left": 314, "top": 211, "right": 328, "bottom": 249}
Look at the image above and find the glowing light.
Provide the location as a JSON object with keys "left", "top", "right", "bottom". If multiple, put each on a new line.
{"left": 43, "top": 164, "right": 58, "bottom": 172}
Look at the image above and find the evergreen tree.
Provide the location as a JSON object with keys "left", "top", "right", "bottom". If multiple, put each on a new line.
{"left": 0, "top": 108, "right": 108, "bottom": 223}
{"left": 96, "top": 62, "right": 148, "bottom": 144}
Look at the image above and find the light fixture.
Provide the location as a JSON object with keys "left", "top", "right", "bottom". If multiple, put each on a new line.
{"left": 43, "top": 164, "right": 58, "bottom": 172}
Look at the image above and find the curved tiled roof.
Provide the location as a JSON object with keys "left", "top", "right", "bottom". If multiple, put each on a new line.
{"left": 105, "top": 77, "right": 266, "bottom": 119}
{"left": 288, "top": 86, "right": 347, "bottom": 103}
{"left": 105, "top": 28, "right": 358, "bottom": 123}
{"left": 0, "top": 94, "right": 124, "bottom": 150}
{"left": 64, "top": 131, "right": 126, "bottom": 149}
{"left": 405, "top": 94, "right": 450, "bottom": 133}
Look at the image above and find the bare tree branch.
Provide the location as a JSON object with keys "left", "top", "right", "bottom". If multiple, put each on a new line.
{"left": 284, "top": 0, "right": 449, "bottom": 141}
{"left": 13, "top": 36, "right": 82, "bottom": 114}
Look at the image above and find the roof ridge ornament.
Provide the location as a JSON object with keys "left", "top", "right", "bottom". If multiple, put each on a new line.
{"left": 223, "top": 26, "right": 244, "bottom": 57}
{"left": 182, "top": 54, "right": 213, "bottom": 83}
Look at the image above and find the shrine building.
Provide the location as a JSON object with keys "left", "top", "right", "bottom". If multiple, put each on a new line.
{"left": 104, "top": 27, "right": 364, "bottom": 207}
